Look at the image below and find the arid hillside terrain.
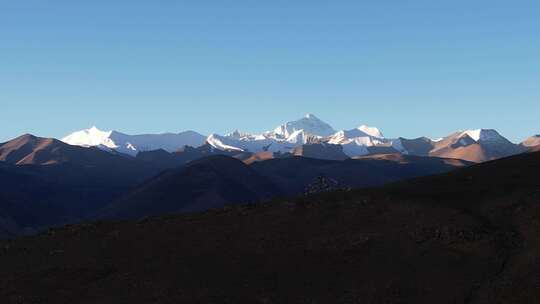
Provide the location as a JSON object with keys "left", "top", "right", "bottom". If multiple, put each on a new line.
{"left": 1, "top": 151, "right": 539, "bottom": 303}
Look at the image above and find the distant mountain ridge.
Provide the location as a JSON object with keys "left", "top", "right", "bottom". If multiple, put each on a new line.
{"left": 62, "top": 127, "right": 206, "bottom": 156}
{"left": 522, "top": 135, "right": 540, "bottom": 151}
{"left": 99, "top": 156, "right": 281, "bottom": 219}
{"left": 61, "top": 114, "right": 536, "bottom": 163}
{"left": 271, "top": 113, "right": 336, "bottom": 138}
{"left": 0, "top": 132, "right": 472, "bottom": 231}
{"left": 0, "top": 134, "right": 131, "bottom": 166}
{"left": 0, "top": 134, "right": 162, "bottom": 234}
{"left": 101, "top": 153, "right": 469, "bottom": 219}
{"left": 3, "top": 151, "right": 540, "bottom": 302}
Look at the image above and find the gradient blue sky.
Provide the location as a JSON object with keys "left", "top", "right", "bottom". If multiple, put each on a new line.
{"left": 1, "top": 1, "right": 539, "bottom": 142}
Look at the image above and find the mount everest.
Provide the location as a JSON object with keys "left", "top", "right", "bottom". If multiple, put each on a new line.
{"left": 62, "top": 114, "right": 532, "bottom": 163}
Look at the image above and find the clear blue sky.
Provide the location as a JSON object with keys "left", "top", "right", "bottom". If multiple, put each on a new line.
{"left": 1, "top": 1, "right": 539, "bottom": 142}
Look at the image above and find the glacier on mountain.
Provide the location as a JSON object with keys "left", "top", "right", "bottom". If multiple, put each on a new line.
{"left": 62, "top": 127, "right": 207, "bottom": 156}
{"left": 272, "top": 114, "right": 336, "bottom": 138}
{"left": 60, "top": 114, "right": 525, "bottom": 162}
{"left": 460, "top": 129, "right": 506, "bottom": 142}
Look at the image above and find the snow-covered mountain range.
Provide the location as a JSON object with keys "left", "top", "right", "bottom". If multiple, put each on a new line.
{"left": 62, "top": 127, "right": 206, "bottom": 156}
{"left": 62, "top": 114, "right": 534, "bottom": 162}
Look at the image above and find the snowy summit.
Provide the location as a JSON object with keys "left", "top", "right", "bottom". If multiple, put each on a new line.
{"left": 62, "top": 127, "right": 206, "bottom": 156}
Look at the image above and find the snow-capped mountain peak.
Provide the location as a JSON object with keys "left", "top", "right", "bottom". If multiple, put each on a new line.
{"left": 286, "top": 129, "right": 309, "bottom": 144}
{"left": 225, "top": 130, "right": 243, "bottom": 139}
{"left": 358, "top": 125, "right": 384, "bottom": 138}
{"left": 60, "top": 115, "right": 527, "bottom": 163}
{"left": 62, "top": 126, "right": 117, "bottom": 149}
{"left": 326, "top": 124, "right": 388, "bottom": 157}
{"left": 272, "top": 114, "right": 336, "bottom": 138}
{"left": 328, "top": 124, "right": 384, "bottom": 144}
{"left": 459, "top": 129, "right": 505, "bottom": 142}
{"left": 62, "top": 127, "right": 206, "bottom": 156}
{"left": 206, "top": 134, "right": 245, "bottom": 152}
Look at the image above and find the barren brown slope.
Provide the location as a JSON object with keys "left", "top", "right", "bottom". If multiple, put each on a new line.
{"left": 135, "top": 143, "right": 251, "bottom": 169}
{"left": 0, "top": 183, "right": 501, "bottom": 304}
{"left": 388, "top": 149, "right": 540, "bottom": 197}
{"left": 530, "top": 145, "right": 540, "bottom": 152}
{"left": 99, "top": 155, "right": 281, "bottom": 219}
{"left": 521, "top": 135, "right": 540, "bottom": 148}
{"left": 354, "top": 152, "right": 471, "bottom": 167}
{"left": 0, "top": 158, "right": 496, "bottom": 303}
{"left": 430, "top": 143, "right": 488, "bottom": 163}
{"left": 395, "top": 137, "right": 434, "bottom": 156}
{"left": 251, "top": 154, "right": 468, "bottom": 195}
{"left": 380, "top": 151, "right": 540, "bottom": 303}
{"left": 1, "top": 152, "right": 539, "bottom": 303}
{"left": 0, "top": 134, "right": 162, "bottom": 232}
{"left": 100, "top": 154, "right": 466, "bottom": 220}
{"left": 521, "top": 135, "right": 540, "bottom": 152}
{"left": 241, "top": 151, "right": 288, "bottom": 165}
{"left": 0, "top": 134, "right": 133, "bottom": 166}
{"left": 291, "top": 143, "right": 349, "bottom": 160}
{"left": 422, "top": 130, "right": 527, "bottom": 163}
{"left": 0, "top": 134, "right": 55, "bottom": 164}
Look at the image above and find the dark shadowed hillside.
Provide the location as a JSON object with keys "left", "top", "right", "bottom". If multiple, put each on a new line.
{"left": 3, "top": 152, "right": 539, "bottom": 302}
{"left": 0, "top": 134, "right": 469, "bottom": 235}
{"left": 135, "top": 143, "right": 249, "bottom": 169}
{"left": 100, "top": 156, "right": 280, "bottom": 219}
{"left": 0, "top": 134, "right": 132, "bottom": 165}
{"left": 0, "top": 135, "right": 162, "bottom": 234}
{"left": 291, "top": 143, "right": 349, "bottom": 160}
{"left": 251, "top": 154, "right": 470, "bottom": 195}
{"left": 100, "top": 154, "right": 468, "bottom": 219}
{"left": 0, "top": 163, "right": 55, "bottom": 237}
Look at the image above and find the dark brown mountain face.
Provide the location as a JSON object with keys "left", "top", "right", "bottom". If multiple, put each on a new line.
{"left": 99, "top": 154, "right": 467, "bottom": 220}
{"left": 0, "top": 134, "right": 469, "bottom": 236}
{"left": 428, "top": 131, "right": 526, "bottom": 163}
{"left": 0, "top": 163, "right": 55, "bottom": 237}
{"left": 521, "top": 135, "right": 540, "bottom": 148}
{"left": 521, "top": 135, "right": 540, "bottom": 152}
{"left": 354, "top": 152, "right": 470, "bottom": 167}
{"left": 1, "top": 152, "right": 540, "bottom": 303}
{"left": 241, "top": 151, "right": 290, "bottom": 165}
{"left": 0, "top": 134, "right": 135, "bottom": 166}
{"left": 135, "top": 143, "right": 249, "bottom": 169}
{"left": 291, "top": 143, "right": 349, "bottom": 160}
{"left": 396, "top": 137, "right": 434, "bottom": 156}
{"left": 134, "top": 148, "right": 183, "bottom": 168}
{"left": 100, "top": 156, "right": 281, "bottom": 219}
{"left": 0, "top": 135, "right": 162, "bottom": 234}
{"left": 366, "top": 145, "right": 399, "bottom": 155}
{"left": 0, "top": 134, "right": 54, "bottom": 164}
{"left": 391, "top": 132, "right": 527, "bottom": 163}
{"left": 530, "top": 145, "right": 540, "bottom": 152}
{"left": 138, "top": 142, "right": 351, "bottom": 167}
{"left": 251, "top": 155, "right": 469, "bottom": 196}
